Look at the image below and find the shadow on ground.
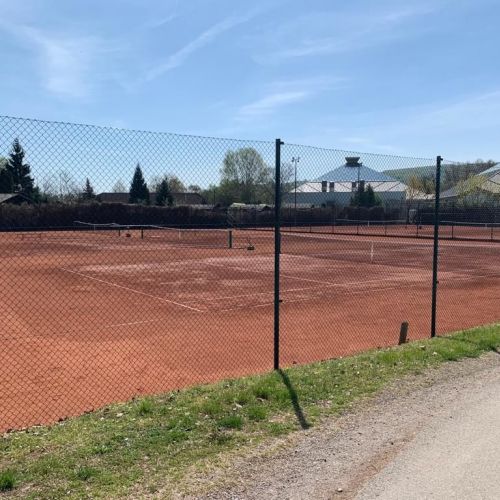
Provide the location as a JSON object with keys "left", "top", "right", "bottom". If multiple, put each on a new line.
{"left": 277, "top": 369, "right": 311, "bottom": 430}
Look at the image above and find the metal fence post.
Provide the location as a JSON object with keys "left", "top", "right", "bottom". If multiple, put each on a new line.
{"left": 431, "top": 155, "right": 443, "bottom": 338}
{"left": 274, "top": 139, "right": 284, "bottom": 369}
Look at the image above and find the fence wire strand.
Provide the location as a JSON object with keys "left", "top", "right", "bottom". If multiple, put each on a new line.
{"left": 0, "top": 115, "right": 498, "bottom": 431}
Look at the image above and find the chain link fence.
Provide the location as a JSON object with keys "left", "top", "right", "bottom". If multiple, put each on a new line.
{"left": 1, "top": 115, "right": 499, "bottom": 431}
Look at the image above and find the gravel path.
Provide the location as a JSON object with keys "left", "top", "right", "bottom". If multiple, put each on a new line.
{"left": 188, "top": 352, "right": 500, "bottom": 500}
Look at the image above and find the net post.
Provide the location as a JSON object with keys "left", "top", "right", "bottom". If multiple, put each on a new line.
{"left": 431, "top": 155, "right": 443, "bottom": 338}
{"left": 398, "top": 321, "right": 409, "bottom": 345}
{"left": 228, "top": 229, "right": 233, "bottom": 249}
{"left": 274, "top": 138, "right": 284, "bottom": 371}
{"left": 141, "top": 228, "right": 144, "bottom": 240}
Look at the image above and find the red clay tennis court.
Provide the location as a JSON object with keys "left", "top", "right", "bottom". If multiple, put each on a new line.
{"left": 1, "top": 227, "right": 499, "bottom": 430}
{"left": 278, "top": 220, "right": 500, "bottom": 241}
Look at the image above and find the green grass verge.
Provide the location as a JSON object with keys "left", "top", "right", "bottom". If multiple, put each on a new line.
{"left": 1, "top": 325, "right": 499, "bottom": 498}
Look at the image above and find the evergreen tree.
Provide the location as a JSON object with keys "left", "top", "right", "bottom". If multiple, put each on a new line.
{"left": 155, "top": 179, "right": 173, "bottom": 206}
{"left": 365, "top": 185, "right": 380, "bottom": 207}
{"left": 351, "top": 183, "right": 381, "bottom": 208}
{"left": 31, "top": 185, "right": 44, "bottom": 204}
{"left": 82, "top": 178, "right": 95, "bottom": 200}
{"left": 129, "top": 163, "right": 150, "bottom": 204}
{"left": 351, "top": 183, "right": 365, "bottom": 207}
{"left": 0, "top": 164, "right": 13, "bottom": 193}
{"left": 7, "top": 138, "right": 34, "bottom": 195}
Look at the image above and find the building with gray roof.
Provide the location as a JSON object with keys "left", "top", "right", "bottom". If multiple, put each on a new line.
{"left": 285, "top": 157, "right": 408, "bottom": 208}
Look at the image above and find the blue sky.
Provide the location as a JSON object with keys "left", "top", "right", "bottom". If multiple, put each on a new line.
{"left": 0, "top": 0, "right": 499, "bottom": 162}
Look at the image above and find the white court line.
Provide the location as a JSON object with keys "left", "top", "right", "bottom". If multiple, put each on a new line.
{"left": 106, "top": 319, "right": 160, "bottom": 327}
{"left": 205, "top": 261, "right": 425, "bottom": 288}
{"left": 441, "top": 273, "right": 500, "bottom": 282}
{"left": 284, "top": 232, "right": 500, "bottom": 250}
{"left": 216, "top": 285, "right": 400, "bottom": 312}
{"left": 60, "top": 268, "right": 203, "bottom": 312}
{"left": 106, "top": 319, "right": 161, "bottom": 328}
{"left": 183, "top": 274, "right": 428, "bottom": 304}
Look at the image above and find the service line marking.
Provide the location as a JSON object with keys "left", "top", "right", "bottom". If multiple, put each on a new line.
{"left": 205, "top": 261, "right": 427, "bottom": 288}
{"left": 182, "top": 275, "right": 427, "bottom": 305}
{"left": 106, "top": 319, "right": 162, "bottom": 328}
{"left": 60, "top": 268, "right": 203, "bottom": 313}
{"left": 215, "top": 285, "right": 401, "bottom": 312}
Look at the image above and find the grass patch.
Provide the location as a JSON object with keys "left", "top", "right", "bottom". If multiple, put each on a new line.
{"left": 1, "top": 324, "right": 498, "bottom": 499}
{"left": 74, "top": 465, "right": 98, "bottom": 482}
{"left": 0, "top": 470, "right": 16, "bottom": 492}
{"left": 135, "top": 398, "right": 154, "bottom": 416}
{"left": 217, "top": 415, "right": 244, "bottom": 430}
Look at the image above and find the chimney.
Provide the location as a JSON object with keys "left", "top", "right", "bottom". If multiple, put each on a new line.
{"left": 345, "top": 156, "right": 361, "bottom": 166}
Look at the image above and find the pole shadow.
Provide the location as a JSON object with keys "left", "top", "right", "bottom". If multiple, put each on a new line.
{"left": 277, "top": 369, "right": 311, "bottom": 430}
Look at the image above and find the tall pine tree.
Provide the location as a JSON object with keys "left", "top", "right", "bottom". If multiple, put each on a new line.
{"left": 7, "top": 138, "right": 34, "bottom": 196}
{"left": 0, "top": 157, "right": 13, "bottom": 193}
{"left": 129, "top": 163, "right": 150, "bottom": 204}
{"left": 82, "top": 178, "right": 95, "bottom": 200}
{"left": 155, "top": 179, "right": 173, "bottom": 206}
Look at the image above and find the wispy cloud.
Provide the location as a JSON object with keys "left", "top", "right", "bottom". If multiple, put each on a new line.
{"left": 255, "top": 4, "right": 440, "bottom": 63}
{"left": 236, "top": 76, "right": 343, "bottom": 120}
{"left": 29, "top": 31, "right": 103, "bottom": 98}
{"left": 0, "top": 21, "right": 114, "bottom": 98}
{"left": 423, "top": 90, "right": 500, "bottom": 130}
{"left": 144, "top": 11, "right": 258, "bottom": 82}
{"left": 239, "top": 91, "right": 310, "bottom": 118}
{"left": 147, "top": 13, "right": 178, "bottom": 29}
{"left": 296, "top": 88, "right": 500, "bottom": 158}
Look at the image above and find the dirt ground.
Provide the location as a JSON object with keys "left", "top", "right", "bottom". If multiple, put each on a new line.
{"left": 192, "top": 352, "right": 500, "bottom": 500}
{"left": 0, "top": 228, "right": 499, "bottom": 431}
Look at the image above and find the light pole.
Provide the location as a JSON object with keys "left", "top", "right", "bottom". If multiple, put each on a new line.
{"left": 355, "top": 159, "right": 362, "bottom": 232}
{"left": 291, "top": 156, "right": 300, "bottom": 226}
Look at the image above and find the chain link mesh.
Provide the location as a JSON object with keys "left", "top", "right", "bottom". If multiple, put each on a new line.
{"left": 0, "top": 115, "right": 498, "bottom": 431}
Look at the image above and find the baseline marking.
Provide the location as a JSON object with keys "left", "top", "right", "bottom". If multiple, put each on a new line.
{"left": 60, "top": 268, "right": 203, "bottom": 312}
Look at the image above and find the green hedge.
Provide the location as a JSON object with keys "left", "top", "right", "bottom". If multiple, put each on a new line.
{"left": 0, "top": 202, "right": 227, "bottom": 230}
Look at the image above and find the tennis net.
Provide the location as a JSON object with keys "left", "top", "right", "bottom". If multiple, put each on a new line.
{"left": 74, "top": 221, "right": 232, "bottom": 248}
{"left": 141, "top": 225, "right": 231, "bottom": 248}
{"left": 440, "top": 220, "right": 500, "bottom": 229}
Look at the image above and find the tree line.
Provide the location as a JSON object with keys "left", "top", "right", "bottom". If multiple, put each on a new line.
{"left": 0, "top": 138, "right": 198, "bottom": 206}
{"left": 0, "top": 139, "right": 36, "bottom": 198}
{"left": 1, "top": 138, "right": 496, "bottom": 208}
{"left": 0, "top": 140, "right": 289, "bottom": 207}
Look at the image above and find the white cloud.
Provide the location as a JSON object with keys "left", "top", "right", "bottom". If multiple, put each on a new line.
{"left": 0, "top": 22, "right": 113, "bottom": 99}
{"left": 239, "top": 91, "right": 310, "bottom": 118}
{"left": 147, "top": 14, "right": 178, "bottom": 29}
{"left": 236, "top": 76, "right": 343, "bottom": 121}
{"left": 296, "top": 89, "right": 500, "bottom": 159}
{"left": 144, "top": 12, "right": 258, "bottom": 82}
{"left": 30, "top": 32, "right": 100, "bottom": 98}
{"left": 423, "top": 90, "right": 500, "bottom": 130}
{"left": 255, "top": 3, "right": 440, "bottom": 63}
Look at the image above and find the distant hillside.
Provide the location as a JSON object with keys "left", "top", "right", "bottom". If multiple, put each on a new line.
{"left": 383, "top": 166, "right": 435, "bottom": 184}
{"left": 384, "top": 161, "right": 496, "bottom": 192}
